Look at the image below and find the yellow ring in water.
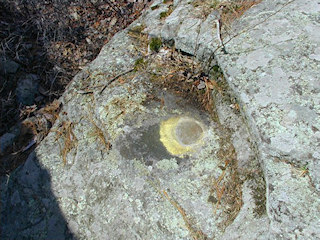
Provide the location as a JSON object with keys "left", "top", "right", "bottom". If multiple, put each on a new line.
{"left": 159, "top": 116, "right": 205, "bottom": 156}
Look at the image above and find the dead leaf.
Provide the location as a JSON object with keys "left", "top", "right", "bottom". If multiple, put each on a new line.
{"left": 118, "top": 77, "right": 125, "bottom": 84}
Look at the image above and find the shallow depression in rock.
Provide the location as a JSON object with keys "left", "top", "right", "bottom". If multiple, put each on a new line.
{"left": 117, "top": 115, "right": 207, "bottom": 166}
{"left": 159, "top": 116, "right": 206, "bottom": 156}
{"left": 118, "top": 123, "right": 173, "bottom": 165}
{"left": 175, "top": 117, "right": 204, "bottom": 146}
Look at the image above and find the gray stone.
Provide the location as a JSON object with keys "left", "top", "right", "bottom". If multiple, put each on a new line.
{"left": 16, "top": 74, "right": 39, "bottom": 105}
{"left": 215, "top": 0, "right": 320, "bottom": 238}
{"left": 1, "top": 0, "right": 320, "bottom": 239}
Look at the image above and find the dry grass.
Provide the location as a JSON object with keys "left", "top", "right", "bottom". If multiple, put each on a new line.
{"left": 55, "top": 121, "right": 77, "bottom": 165}
{"left": 221, "top": 1, "right": 261, "bottom": 20}
{"left": 88, "top": 117, "right": 111, "bottom": 152}
{"left": 193, "top": 0, "right": 262, "bottom": 37}
{"left": 219, "top": 0, "right": 262, "bottom": 33}
{"left": 194, "top": 0, "right": 261, "bottom": 17}
{"left": 133, "top": 47, "right": 219, "bottom": 114}
{"left": 209, "top": 135, "right": 243, "bottom": 229}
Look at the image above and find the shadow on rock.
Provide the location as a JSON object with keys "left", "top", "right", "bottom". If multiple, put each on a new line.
{"left": 0, "top": 151, "right": 76, "bottom": 240}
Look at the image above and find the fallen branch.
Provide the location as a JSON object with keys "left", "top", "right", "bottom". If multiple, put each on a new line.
{"left": 99, "top": 68, "right": 134, "bottom": 94}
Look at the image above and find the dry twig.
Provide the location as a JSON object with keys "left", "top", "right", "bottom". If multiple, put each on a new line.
{"left": 99, "top": 68, "right": 134, "bottom": 94}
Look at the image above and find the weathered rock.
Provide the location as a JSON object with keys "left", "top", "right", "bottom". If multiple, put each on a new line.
{"left": 157, "top": 0, "right": 219, "bottom": 62}
{"left": 1, "top": 20, "right": 262, "bottom": 240}
{"left": 1, "top": 0, "right": 320, "bottom": 239}
{"left": 214, "top": 0, "right": 320, "bottom": 238}
{"left": 143, "top": 0, "right": 320, "bottom": 238}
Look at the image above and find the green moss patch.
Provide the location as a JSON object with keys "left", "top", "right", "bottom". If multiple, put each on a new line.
{"left": 149, "top": 37, "right": 162, "bottom": 52}
{"left": 151, "top": 5, "right": 160, "bottom": 10}
{"left": 159, "top": 7, "right": 173, "bottom": 19}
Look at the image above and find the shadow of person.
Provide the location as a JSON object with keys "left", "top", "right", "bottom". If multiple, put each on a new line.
{"left": 1, "top": 152, "right": 76, "bottom": 240}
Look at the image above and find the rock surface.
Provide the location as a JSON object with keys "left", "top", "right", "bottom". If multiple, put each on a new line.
{"left": 146, "top": 0, "right": 320, "bottom": 238}
{"left": 1, "top": 0, "right": 320, "bottom": 239}
{"left": 215, "top": 0, "right": 320, "bottom": 238}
